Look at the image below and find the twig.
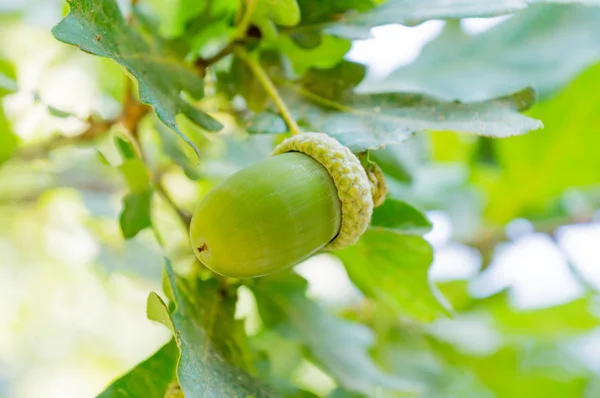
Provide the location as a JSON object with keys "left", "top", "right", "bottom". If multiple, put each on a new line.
{"left": 234, "top": 0, "right": 258, "bottom": 40}
{"left": 234, "top": 46, "right": 302, "bottom": 135}
{"left": 154, "top": 182, "right": 192, "bottom": 228}
{"left": 194, "top": 41, "right": 239, "bottom": 73}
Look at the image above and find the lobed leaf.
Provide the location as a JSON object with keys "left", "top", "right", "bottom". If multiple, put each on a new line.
{"left": 325, "top": 0, "right": 600, "bottom": 39}
{"left": 280, "top": 62, "right": 541, "bottom": 152}
{"left": 147, "top": 262, "right": 277, "bottom": 397}
{"left": 51, "top": 0, "right": 223, "bottom": 158}
{"left": 370, "top": 198, "right": 433, "bottom": 235}
{"left": 97, "top": 340, "right": 179, "bottom": 398}
{"left": 336, "top": 229, "right": 448, "bottom": 322}
{"left": 253, "top": 272, "right": 420, "bottom": 395}
{"left": 360, "top": 5, "right": 600, "bottom": 102}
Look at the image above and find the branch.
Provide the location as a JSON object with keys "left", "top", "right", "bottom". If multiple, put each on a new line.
{"left": 234, "top": 0, "right": 259, "bottom": 40}
{"left": 154, "top": 181, "right": 192, "bottom": 228}
{"left": 234, "top": 46, "right": 302, "bottom": 135}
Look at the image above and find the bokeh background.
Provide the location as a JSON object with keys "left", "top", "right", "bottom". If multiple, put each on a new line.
{"left": 2, "top": 1, "right": 600, "bottom": 397}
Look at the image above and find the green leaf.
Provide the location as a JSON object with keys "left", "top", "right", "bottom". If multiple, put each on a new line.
{"left": 370, "top": 198, "right": 432, "bottom": 235}
{"left": 369, "top": 146, "right": 413, "bottom": 183}
{"left": 326, "top": 1, "right": 600, "bottom": 39}
{"left": 274, "top": 35, "right": 351, "bottom": 76}
{"left": 336, "top": 229, "right": 447, "bottom": 322}
{"left": 120, "top": 188, "right": 153, "bottom": 239}
{"left": 255, "top": 0, "right": 301, "bottom": 27}
{"left": 118, "top": 158, "right": 151, "bottom": 193}
{"left": 477, "top": 62, "right": 600, "bottom": 222}
{"left": 148, "top": 262, "right": 277, "bottom": 397}
{"left": 430, "top": 341, "right": 588, "bottom": 398}
{"left": 253, "top": 272, "right": 420, "bottom": 395}
{"left": 0, "top": 58, "right": 17, "bottom": 96}
{"left": 478, "top": 292, "right": 600, "bottom": 339}
{"left": 280, "top": 62, "right": 541, "bottom": 152}
{"left": 0, "top": 106, "right": 18, "bottom": 165}
{"left": 361, "top": 5, "right": 600, "bottom": 102}
{"left": 97, "top": 340, "right": 179, "bottom": 398}
{"left": 51, "top": 0, "right": 223, "bottom": 158}
{"left": 246, "top": 112, "right": 287, "bottom": 134}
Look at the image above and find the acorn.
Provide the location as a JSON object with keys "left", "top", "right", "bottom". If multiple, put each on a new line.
{"left": 189, "top": 133, "right": 387, "bottom": 278}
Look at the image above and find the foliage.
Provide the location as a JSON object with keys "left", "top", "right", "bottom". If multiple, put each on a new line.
{"left": 2, "top": 0, "right": 600, "bottom": 397}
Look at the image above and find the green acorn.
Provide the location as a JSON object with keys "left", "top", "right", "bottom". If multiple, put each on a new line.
{"left": 189, "top": 133, "right": 386, "bottom": 278}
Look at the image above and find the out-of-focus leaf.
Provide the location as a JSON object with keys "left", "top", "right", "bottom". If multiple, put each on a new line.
{"left": 336, "top": 229, "right": 447, "bottom": 321}
{"left": 0, "top": 107, "right": 18, "bottom": 165}
{"left": 147, "top": 262, "right": 277, "bottom": 397}
{"left": 0, "top": 59, "right": 18, "bottom": 165}
{"left": 246, "top": 112, "right": 287, "bottom": 134}
{"left": 276, "top": 62, "right": 541, "bottom": 152}
{"left": 118, "top": 158, "right": 150, "bottom": 193}
{"left": 326, "top": 1, "right": 600, "bottom": 39}
{"left": 230, "top": 55, "right": 270, "bottom": 113}
{"left": 0, "top": 58, "right": 17, "bottom": 96}
{"left": 120, "top": 187, "right": 153, "bottom": 239}
{"left": 253, "top": 272, "right": 421, "bottom": 395}
{"left": 97, "top": 340, "right": 178, "bottom": 398}
{"left": 477, "top": 292, "right": 600, "bottom": 339}
{"left": 361, "top": 6, "right": 600, "bottom": 102}
{"left": 275, "top": 35, "right": 351, "bottom": 76}
{"left": 370, "top": 198, "right": 432, "bottom": 235}
{"left": 370, "top": 146, "right": 413, "bottom": 183}
{"left": 52, "top": 0, "right": 223, "bottom": 158}
{"left": 254, "top": 0, "right": 301, "bottom": 34}
{"left": 476, "top": 62, "right": 600, "bottom": 222}
{"left": 431, "top": 341, "right": 588, "bottom": 398}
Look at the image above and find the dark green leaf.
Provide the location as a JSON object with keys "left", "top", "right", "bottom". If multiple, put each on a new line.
{"left": 52, "top": 0, "right": 223, "bottom": 158}
{"left": 369, "top": 146, "right": 413, "bottom": 183}
{"left": 281, "top": 62, "right": 541, "bottom": 152}
{"left": 97, "top": 340, "right": 179, "bottom": 398}
{"left": 120, "top": 188, "right": 153, "bottom": 239}
{"left": 147, "top": 262, "right": 277, "bottom": 397}
{"left": 326, "top": 1, "right": 600, "bottom": 39}
{"left": 253, "top": 272, "right": 420, "bottom": 395}
{"left": 370, "top": 198, "right": 432, "bottom": 235}
{"left": 336, "top": 229, "right": 447, "bottom": 321}
{"left": 361, "top": 5, "right": 600, "bottom": 101}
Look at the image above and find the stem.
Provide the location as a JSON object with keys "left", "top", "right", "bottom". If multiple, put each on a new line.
{"left": 234, "top": 0, "right": 258, "bottom": 40}
{"left": 155, "top": 182, "right": 192, "bottom": 228}
{"left": 234, "top": 46, "right": 302, "bottom": 135}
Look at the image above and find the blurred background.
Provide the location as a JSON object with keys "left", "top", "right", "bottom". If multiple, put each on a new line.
{"left": 1, "top": 1, "right": 600, "bottom": 397}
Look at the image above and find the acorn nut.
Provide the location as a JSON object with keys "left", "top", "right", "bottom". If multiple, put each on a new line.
{"left": 189, "top": 132, "right": 385, "bottom": 278}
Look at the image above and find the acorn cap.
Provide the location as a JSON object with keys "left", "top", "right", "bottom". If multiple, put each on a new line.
{"left": 272, "top": 132, "right": 374, "bottom": 250}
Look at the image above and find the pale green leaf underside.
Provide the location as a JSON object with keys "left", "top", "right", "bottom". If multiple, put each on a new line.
{"left": 325, "top": 0, "right": 600, "bottom": 39}
{"left": 359, "top": 5, "right": 600, "bottom": 102}
{"left": 285, "top": 84, "right": 541, "bottom": 152}
{"left": 51, "top": 0, "right": 223, "bottom": 158}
